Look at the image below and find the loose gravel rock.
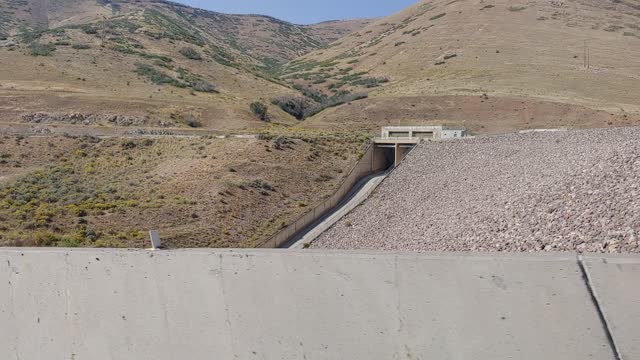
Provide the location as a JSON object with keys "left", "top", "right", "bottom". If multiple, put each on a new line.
{"left": 313, "top": 128, "right": 640, "bottom": 253}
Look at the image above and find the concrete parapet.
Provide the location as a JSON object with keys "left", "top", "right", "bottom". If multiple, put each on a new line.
{"left": 1, "top": 249, "right": 634, "bottom": 360}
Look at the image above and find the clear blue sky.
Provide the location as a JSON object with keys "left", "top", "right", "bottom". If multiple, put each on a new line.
{"left": 175, "top": 0, "right": 419, "bottom": 24}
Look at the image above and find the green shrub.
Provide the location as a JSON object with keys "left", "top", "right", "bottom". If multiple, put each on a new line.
{"left": 141, "top": 52, "right": 173, "bottom": 63}
{"left": 250, "top": 101, "right": 269, "bottom": 121}
{"left": 121, "top": 140, "right": 136, "bottom": 149}
{"left": 189, "top": 80, "right": 217, "bottom": 93}
{"left": 112, "top": 44, "right": 137, "bottom": 55}
{"left": 72, "top": 44, "right": 91, "bottom": 49}
{"left": 143, "top": 10, "right": 205, "bottom": 46}
{"left": 80, "top": 24, "right": 99, "bottom": 34}
{"left": 56, "top": 235, "right": 83, "bottom": 248}
{"left": 273, "top": 91, "right": 369, "bottom": 120}
{"left": 179, "top": 47, "right": 202, "bottom": 60}
{"left": 247, "top": 179, "right": 274, "bottom": 192}
{"left": 176, "top": 67, "right": 216, "bottom": 92}
{"left": 154, "top": 59, "right": 174, "bottom": 69}
{"left": 292, "top": 84, "right": 327, "bottom": 103}
{"left": 256, "top": 132, "right": 275, "bottom": 141}
{"left": 314, "top": 174, "right": 333, "bottom": 182}
{"left": 133, "top": 63, "right": 183, "bottom": 87}
{"left": 351, "top": 77, "right": 389, "bottom": 88}
{"left": 34, "top": 231, "right": 61, "bottom": 246}
{"left": 30, "top": 43, "right": 55, "bottom": 56}
{"left": 314, "top": 92, "right": 368, "bottom": 112}
{"left": 18, "top": 25, "right": 41, "bottom": 44}
{"left": 272, "top": 136, "right": 291, "bottom": 150}
{"left": 508, "top": 5, "right": 527, "bottom": 11}
{"left": 272, "top": 95, "right": 314, "bottom": 120}
{"left": 183, "top": 114, "right": 202, "bottom": 128}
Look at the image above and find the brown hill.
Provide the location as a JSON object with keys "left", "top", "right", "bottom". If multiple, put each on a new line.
{"left": 0, "top": 0, "right": 371, "bottom": 130}
{"left": 2, "top": 0, "right": 373, "bottom": 68}
{"left": 286, "top": 0, "right": 640, "bottom": 134}
{"left": 0, "top": 0, "right": 375, "bottom": 249}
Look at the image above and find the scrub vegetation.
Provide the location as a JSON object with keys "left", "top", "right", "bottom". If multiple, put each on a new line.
{"left": 0, "top": 131, "right": 370, "bottom": 248}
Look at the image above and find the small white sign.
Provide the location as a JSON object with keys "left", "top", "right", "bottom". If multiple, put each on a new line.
{"left": 149, "top": 230, "right": 161, "bottom": 250}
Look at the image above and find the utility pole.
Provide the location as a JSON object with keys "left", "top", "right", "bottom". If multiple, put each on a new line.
{"left": 101, "top": 15, "right": 107, "bottom": 47}
{"left": 583, "top": 40, "right": 591, "bottom": 70}
{"left": 583, "top": 40, "right": 587, "bottom": 69}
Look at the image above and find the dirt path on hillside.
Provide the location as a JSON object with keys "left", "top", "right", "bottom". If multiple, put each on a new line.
{"left": 0, "top": 122, "right": 257, "bottom": 138}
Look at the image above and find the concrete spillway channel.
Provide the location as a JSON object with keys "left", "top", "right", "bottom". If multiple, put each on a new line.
{"left": 258, "top": 138, "right": 418, "bottom": 249}
{"left": 286, "top": 170, "right": 391, "bottom": 249}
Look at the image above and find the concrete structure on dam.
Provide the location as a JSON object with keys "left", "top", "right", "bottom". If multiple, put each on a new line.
{"left": 380, "top": 125, "right": 467, "bottom": 140}
{"left": 374, "top": 125, "right": 468, "bottom": 168}
{"left": 1, "top": 248, "right": 639, "bottom": 360}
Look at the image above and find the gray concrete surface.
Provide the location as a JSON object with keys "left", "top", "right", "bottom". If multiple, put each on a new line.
{"left": 1, "top": 249, "right": 630, "bottom": 360}
{"left": 315, "top": 128, "right": 640, "bottom": 253}
{"left": 289, "top": 171, "right": 389, "bottom": 249}
{"left": 582, "top": 254, "right": 640, "bottom": 360}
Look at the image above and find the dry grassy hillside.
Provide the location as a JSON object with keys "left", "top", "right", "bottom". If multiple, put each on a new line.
{"left": 0, "top": 28, "right": 294, "bottom": 131}
{"left": 0, "top": 131, "right": 369, "bottom": 248}
{"left": 306, "top": 19, "right": 376, "bottom": 46}
{"left": 0, "top": 0, "right": 376, "bottom": 249}
{"left": 0, "top": 0, "right": 370, "bottom": 131}
{"left": 2, "top": 0, "right": 370, "bottom": 67}
{"left": 288, "top": 0, "right": 640, "bottom": 134}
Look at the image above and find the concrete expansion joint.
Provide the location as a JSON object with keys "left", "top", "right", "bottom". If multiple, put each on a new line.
{"left": 577, "top": 255, "right": 623, "bottom": 360}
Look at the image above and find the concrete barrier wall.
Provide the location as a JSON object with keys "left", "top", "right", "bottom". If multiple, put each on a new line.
{"left": 260, "top": 143, "right": 389, "bottom": 248}
{"left": 2, "top": 249, "right": 635, "bottom": 360}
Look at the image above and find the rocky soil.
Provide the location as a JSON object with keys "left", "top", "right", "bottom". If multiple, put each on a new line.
{"left": 313, "top": 128, "right": 640, "bottom": 253}
{"left": 22, "top": 112, "right": 150, "bottom": 127}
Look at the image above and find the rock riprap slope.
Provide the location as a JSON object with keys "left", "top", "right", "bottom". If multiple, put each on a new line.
{"left": 314, "top": 128, "right": 640, "bottom": 253}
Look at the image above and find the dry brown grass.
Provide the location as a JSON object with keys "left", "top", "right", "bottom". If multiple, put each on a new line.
{"left": 0, "top": 0, "right": 371, "bottom": 131}
{"left": 0, "top": 131, "right": 369, "bottom": 248}
{"left": 301, "top": 95, "right": 640, "bottom": 135}
{"left": 291, "top": 0, "right": 640, "bottom": 133}
{"left": 0, "top": 28, "right": 296, "bottom": 130}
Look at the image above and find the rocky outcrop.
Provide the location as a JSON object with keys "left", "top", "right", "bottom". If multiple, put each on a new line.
{"left": 22, "top": 113, "right": 148, "bottom": 126}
